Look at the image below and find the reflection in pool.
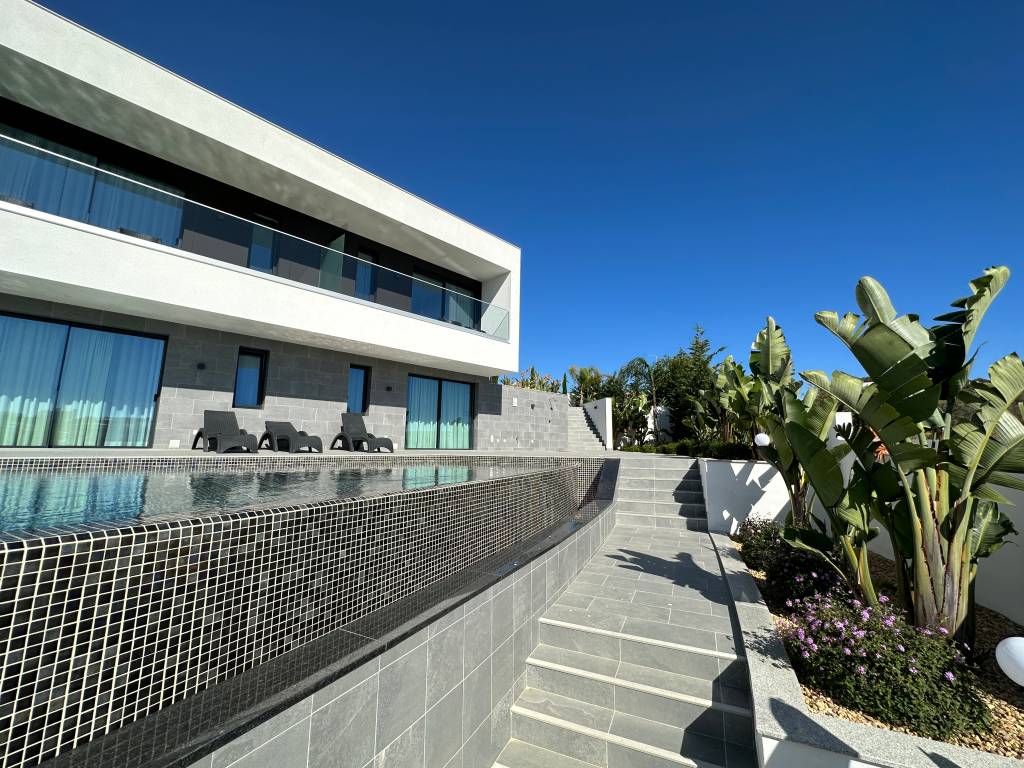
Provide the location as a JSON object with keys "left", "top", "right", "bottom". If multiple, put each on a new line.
{"left": 0, "top": 463, "right": 524, "bottom": 534}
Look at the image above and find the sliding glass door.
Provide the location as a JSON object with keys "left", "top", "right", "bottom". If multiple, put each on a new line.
{"left": 406, "top": 375, "right": 472, "bottom": 449}
{"left": 0, "top": 314, "right": 166, "bottom": 447}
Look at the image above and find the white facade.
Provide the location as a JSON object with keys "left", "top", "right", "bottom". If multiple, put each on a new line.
{"left": 0, "top": 0, "right": 520, "bottom": 377}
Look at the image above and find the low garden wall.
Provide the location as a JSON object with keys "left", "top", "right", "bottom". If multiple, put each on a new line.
{"left": 701, "top": 458, "right": 1024, "bottom": 626}
{"left": 710, "top": 532, "right": 1020, "bottom": 768}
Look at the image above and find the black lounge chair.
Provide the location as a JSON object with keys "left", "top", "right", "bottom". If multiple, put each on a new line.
{"left": 258, "top": 421, "right": 324, "bottom": 453}
{"left": 331, "top": 413, "right": 394, "bottom": 452}
{"left": 191, "top": 410, "right": 258, "bottom": 453}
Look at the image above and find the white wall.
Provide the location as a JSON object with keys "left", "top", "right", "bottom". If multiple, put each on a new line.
{"left": 699, "top": 459, "right": 791, "bottom": 535}
{"left": 583, "top": 397, "right": 613, "bottom": 451}
{"left": 700, "top": 454, "right": 1024, "bottom": 626}
{"left": 0, "top": 205, "right": 517, "bottom": 377}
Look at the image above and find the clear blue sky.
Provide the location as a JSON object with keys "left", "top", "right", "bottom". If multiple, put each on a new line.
{"left": 44, "top": 0, "right": 1023, "bottom": 380}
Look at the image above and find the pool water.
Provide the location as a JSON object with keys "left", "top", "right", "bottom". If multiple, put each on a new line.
{"left": 0, "top": 463, "right": 529, "bottom": 534}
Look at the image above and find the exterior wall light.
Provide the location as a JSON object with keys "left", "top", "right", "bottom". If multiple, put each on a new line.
{"left": 996, "top": 637, "right": 1024, "bottom": 687}
{"left": 754, "top": 433, "right": 771, "bottom": 448}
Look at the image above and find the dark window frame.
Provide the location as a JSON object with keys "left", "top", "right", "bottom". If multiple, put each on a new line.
{"left": 232, "top": 347, "right": 269, "bottom": 409}
{"left": 347, "top": 364, "right": 371, "bottom": 414}
{"left": 0, "top": 310, "right": 168, "bottom": 449}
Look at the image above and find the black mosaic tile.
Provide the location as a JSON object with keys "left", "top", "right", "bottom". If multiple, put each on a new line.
{"left": 0, "top": 455, "right": 609, "bottom": 768}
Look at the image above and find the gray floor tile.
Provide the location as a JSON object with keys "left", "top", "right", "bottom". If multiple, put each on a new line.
{"left": 309, "top": 676, "right": 378, "bottom": 768}
{"left": 378, "top": 643, "right": 428, "bottom": 748}
{"left": 228, "top": 720, "right": 310, "bottom": 768}
{"left": 377, "top": 716, "right": 425, "bottom": 768}
{"left": 426, "top": 684, "right": 463, "bottom": 768}
{"left": 427, "top": 619, "right": 465, "bottom": 707}
{"left": 511, "top": 712, "right": 608, "bottom": 767}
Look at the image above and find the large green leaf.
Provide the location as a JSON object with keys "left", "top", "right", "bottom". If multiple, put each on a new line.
{"left": 932, "top": 267, "right": 1010, "bottom": 385}
{"left": 967, "top": 499, "right": 1017, "bottom": 561}
{"left": 783, "top": 396, "right": 846, "bottom": 508}
{"left": 750, "top": 316, "right": 792, "bottom": 383}
{"left": 948, "top": 354, "right": 1024, "bottom": 496}
{"left": 856, "top": 276, "right": 898, "bottom": 325}
{"left": 815, "top": 311, "right": 861, "bottom": 346}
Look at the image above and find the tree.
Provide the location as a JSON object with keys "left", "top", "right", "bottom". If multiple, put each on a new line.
{"left": 568, "top": 365, "right": 603, "bottom": 406}
{"left": 660, "top": 326, "right": 722, "bottom": 440}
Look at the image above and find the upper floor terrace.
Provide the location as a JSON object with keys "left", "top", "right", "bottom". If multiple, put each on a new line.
{"left": 0, "top": 0, "right": 519, "bottom": 376}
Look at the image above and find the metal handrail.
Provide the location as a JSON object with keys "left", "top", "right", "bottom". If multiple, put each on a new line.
{"left": 0, "top": 131, "right": 510, "bottom": 333}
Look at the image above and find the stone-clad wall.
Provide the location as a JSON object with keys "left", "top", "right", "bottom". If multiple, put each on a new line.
{"left": 0, "top": 294, "right": 572, "bottom": 451}
{"left": 475, "top": 385, "right": 570, "bottom": 453}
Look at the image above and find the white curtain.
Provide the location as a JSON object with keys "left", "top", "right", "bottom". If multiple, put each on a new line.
{"left": 439, "top": 381, "right": 471, "bottom": 449}
{"left": 52, "top": 328, "right": 164, "bottom": 447}
{"left": 406, "top": 376, "right": 439, "bottom": 449}
{"left": 0, "top": 316, "right": 68, "bottom": 446}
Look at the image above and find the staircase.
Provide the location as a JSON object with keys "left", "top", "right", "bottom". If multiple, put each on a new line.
{"left": 567, "top": 407, "right": 606, "bottom": 452}
{"left": 494, "top": 457, "right": 754, "bottom": 768}
{"left": 614, "top": 456, "right": 708, "bottom": 531}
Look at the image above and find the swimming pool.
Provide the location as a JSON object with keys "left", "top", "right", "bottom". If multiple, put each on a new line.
{"left": 0, "top": 463, "right": 530, "bottom": 533}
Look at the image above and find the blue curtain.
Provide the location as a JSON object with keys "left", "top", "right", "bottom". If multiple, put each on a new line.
{"left": 445, "top": 288, "right": 476, "bottom": 329}
{"left": 439, "top": 381, "right": 471, "bottom": 449}
{"left": 51, "top": 328, "right": 164, "bottom": 447}
{"left": 406, "top": 376, "right": 439, "bottom": 449}
{"left": 347, "top": 367, "right": 367, "bottom": 413}
{"left": 0, "top": 126, "right": 96, "bottom": 219}
{"left": 411, "top": 275, "right": 444, "bottom": 319}
{"left": 0, "top": 316, "right": 69, "bottom": 446}
{"left": 88, "top": 164, "right": 183, "bottom": 247}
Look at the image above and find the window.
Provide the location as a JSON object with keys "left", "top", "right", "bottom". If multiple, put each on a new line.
{"left": 0, "top": 313, "right": 166, "bottom": 447}
{"left": 406, "top": 375, "right": 472, "bottom": 449}
{"left": 248, "top": 224, "right": 275, "bottom": 272}
{"left": 354, "top": 251, "right": 376, "bottom": 301}
{"left": 411, "top": 273, "right": 444, "bottom": 320}
{"left": 347, "top": 365, "right": 370, "bottom": 414}
{"left": 233, "top": 348, "right": 268, "bottom": 408}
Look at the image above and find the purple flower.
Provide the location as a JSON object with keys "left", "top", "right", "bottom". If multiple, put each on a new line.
{"left": 852, "top": 599, "right": 862, "bottom": 608}
{"left": 843, "top": 647, "right": 852, "bottom": 656}
{"left": 785, "top": 599, "right": 793, "bottom": 608}
{"left": 878, "top": 595, "right": 890, "bottom": 604}
{"left": 856, "top": 665, "right": 866, "bottom": 675}
{"left": 853, "top": 630, "right": 867, "bottom": 640}
{"left": 896, "top": 644, "right": 905, "bottom": 652}
{"left": 802, "top": 650, "right": 810, "bottom": 659}
{"left": 860, "top": 610, "right": 870, "bottom": 621}
{"left": 938, "top": 627, "right": 949, "bottom": 636}
{"left": 883, "top": 617, "right": 895, "bottom": 628}
{"left": 944, "top": 671, "right": 955, "bottom": 682}
{"left": 909, "top": 666, "right": 919, "bottom": 674}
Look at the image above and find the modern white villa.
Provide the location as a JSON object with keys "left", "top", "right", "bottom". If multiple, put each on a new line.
{"left": 0, "top": 4, "right": 1020, "bottom": 768}
{"left": 0, "top": 0, "right": 538, "bottom": 453}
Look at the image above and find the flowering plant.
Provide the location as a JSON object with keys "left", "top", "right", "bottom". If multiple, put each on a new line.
{"left": 782, "top": 593, "right": 989, "bottom": 738}
{"left": 735, "top": 518, "right": 786, "bottom": 571}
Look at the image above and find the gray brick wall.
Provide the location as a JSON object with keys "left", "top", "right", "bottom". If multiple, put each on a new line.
{"left": 0, "top": 294, "right": 572, "bottom": 452}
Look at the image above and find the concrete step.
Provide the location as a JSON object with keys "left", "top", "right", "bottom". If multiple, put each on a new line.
{"left": 511, "top": 688, "right": 740, "bottom": 768}
{"left": 494, "top": 739, "right": 598, "bottom": 768}
{"left": 617, "top": 489, "right": 705, "bottom": 504}
{"left": 526, "top": 645, "right": 752, "bottom": 734}
{"left": 618, "top": 477, "right": 703, "bottom": 492}
{"left": 615, "top": 514, "right": 708, "bottom": 531}
{"left": 536, "top": 612, "right": 748, "bottom": 690}
{"left": 616, "top": 500, "right": 707, "bottom": 516}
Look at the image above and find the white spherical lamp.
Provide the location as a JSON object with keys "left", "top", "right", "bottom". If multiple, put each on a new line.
{"left": 996, "top": 637, "right": 1024, "bottom": 687}
{"left": 754, "top": 433, "right": 771, "bottom": 448}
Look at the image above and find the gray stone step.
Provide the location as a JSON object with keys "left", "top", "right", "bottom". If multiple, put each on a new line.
{"left": 495, "top": 739, "right": 599, "bottom": 768}
{"left": 618, "top": 478, "right": 703, "bottom": 492}
{"left": 615, "top": 513, "right": 708, "bottom": 532}
{"left": 615, "top": 500, "right": 707, "bottom": 517}
{"left": 511, "top": 687, "right": 739, "bottom": 768}
{"left": 536, "top": 613, "right": 747, "bottom": 689}
{"left": 617, "top": 489, "right": 705, "bottom": 504}
{"left": 526, "top": 645, "right": 752, "bottom": 735}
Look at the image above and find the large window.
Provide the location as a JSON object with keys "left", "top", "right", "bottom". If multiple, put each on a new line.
{"left": 0, "top": 314, "right": 165, "bottom": 447}
{"left": 233, "top": 348, "right": 268, "bottom": 408}
{"left": 347, "top": 365, "right": 370, "bottom": 413}
{"left": 405, "top": 375, "right": 472, "bottom": 450}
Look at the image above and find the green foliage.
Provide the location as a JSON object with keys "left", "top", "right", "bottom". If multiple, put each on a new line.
{"left": 561, "top": 373, "right": 568, "bottom": 395}
{"left": 783, "top": 594, "right": 988, "bottom": 740}
{"left": 568, "top": 365, "right": 604, "bottom": 406}
{"left": 735, "top": 519, "right": 787, "bottom": 571}
{"left": 790, "top": 266, "right": 1020, "bottom": 642}
{"left": 499, "top": 367, "right": 562, "bottom": 392}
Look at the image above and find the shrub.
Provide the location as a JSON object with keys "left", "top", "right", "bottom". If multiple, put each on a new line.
{"left": 782, "top": 594, "right": 989, "bottom": 739}
{"left": 734, "top": 519, "right": 786, "bottom": 571}
{"left": 765, "top": 549, "right": 846, "bottom": 604}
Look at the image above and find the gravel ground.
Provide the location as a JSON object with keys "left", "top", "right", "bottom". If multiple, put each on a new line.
{"left": 742, "top": 545, "right": 1024, "bottom": 760}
